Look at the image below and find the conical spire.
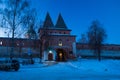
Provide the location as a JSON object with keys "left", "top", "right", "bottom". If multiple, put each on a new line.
{"left": 55, "top": 13, "right": 67, "bottom": 29}
{"left": 43, "top": 12, "right": 54, "bottom": 28}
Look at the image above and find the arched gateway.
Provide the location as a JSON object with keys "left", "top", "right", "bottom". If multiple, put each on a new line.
{"left": 39, "top": 13, "right": 76, "bottom": 62}
{"left": 56, "top": 49, "right": 66, "bottom": 61}
{"left": 43, "top": 49, "right": 66, "bottom": 62}
{"left": 48, "top": 53, "right": 53, "bottom": 61}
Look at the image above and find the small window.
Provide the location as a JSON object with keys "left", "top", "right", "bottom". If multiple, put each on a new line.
{"left": 0, "top": 41, "right": 2, "bottom": 45}
{"left": 67, "top": 39, "right": 69, "bottom": 41}
{"left": 17, "top": 43, "right": 19, "bottom": 46}
{"left": 58, "top": 41, "right": 62, "bottom": 46}
{"left": 22, "top": 43, "right": 24, "bottom": 46}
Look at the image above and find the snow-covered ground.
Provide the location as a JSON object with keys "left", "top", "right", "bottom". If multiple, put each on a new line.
{"left": 0, "top": 59, "right": 120, "bottom": 80}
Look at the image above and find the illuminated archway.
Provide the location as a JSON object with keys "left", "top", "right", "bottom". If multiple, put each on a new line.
{"left": 56, "top": 49, "right": 66, "bottom": 61}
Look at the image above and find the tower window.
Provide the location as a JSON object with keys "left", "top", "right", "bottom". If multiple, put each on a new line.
{"left": 58, "top": 41, "right": 62, "bottom": 46}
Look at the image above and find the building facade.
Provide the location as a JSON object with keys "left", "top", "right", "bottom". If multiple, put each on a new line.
{"left": 0, "top": 13, "right": 120, "bottom": 60}
{"left": 38, "top": 13, "right": 76, "bottom": 61}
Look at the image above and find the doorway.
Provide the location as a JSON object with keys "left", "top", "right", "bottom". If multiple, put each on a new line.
{"left": 48, "top": 53, "right": 53, "bottom": 61}
{"left": 56, "top": 49, "right": 66, "bottom": 61}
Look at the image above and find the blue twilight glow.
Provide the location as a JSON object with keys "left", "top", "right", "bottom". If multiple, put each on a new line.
{"left": 30, "top": 0, "right": 120, "bottom": 44}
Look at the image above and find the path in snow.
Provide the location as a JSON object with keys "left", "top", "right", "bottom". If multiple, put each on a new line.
{"left": 0, "top": 59, "right": 120, "bottom": 80}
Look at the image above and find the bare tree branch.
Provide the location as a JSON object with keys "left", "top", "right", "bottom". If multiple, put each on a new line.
{"left": 87, "top": 20, "right": 107, "bottom": 61}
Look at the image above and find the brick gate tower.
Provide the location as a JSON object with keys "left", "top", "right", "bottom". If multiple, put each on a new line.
{"left": 38, "top": 13, "right": 76, "bottom": 61}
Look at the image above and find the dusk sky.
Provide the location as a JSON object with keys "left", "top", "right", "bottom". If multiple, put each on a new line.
{"left": 29, "top": 0, "right": 120, "bottom": 44}
{"left": 27, "top": 0, "right": 120, "bottom": 44}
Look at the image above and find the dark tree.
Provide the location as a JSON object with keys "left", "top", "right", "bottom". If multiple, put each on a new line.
{"left": 87, "top": 20, "right": 107, "bottom": 61}
{"left": 26, "top": 25, "right": 37, "bottom": 39}
{"left": 24, "top": 9, "right": 38, "bottom": 62}
{"left": 0, "top": 0, "right": 29, "bottom": 38}
{"left": 25, "top": 9, "right": 37, "bottom": 39}
{"left": 0, "top": 0, "right": 31, "bottom": 59}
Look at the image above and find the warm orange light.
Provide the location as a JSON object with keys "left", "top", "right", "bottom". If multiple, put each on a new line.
{"left": 59, "top": 53, "right": 62, "bottom": 57}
